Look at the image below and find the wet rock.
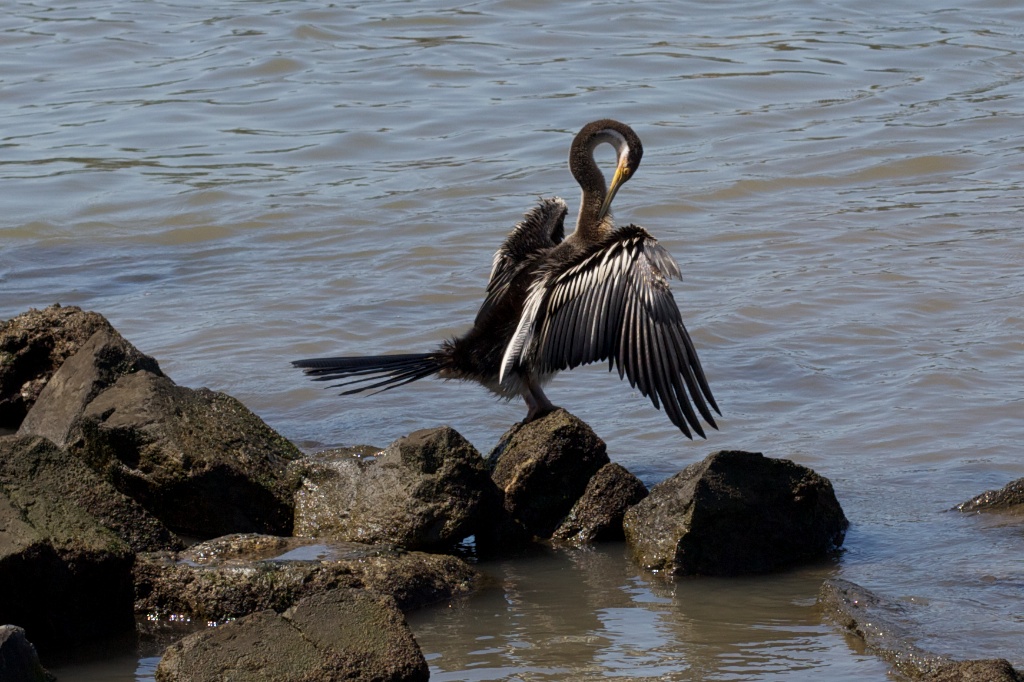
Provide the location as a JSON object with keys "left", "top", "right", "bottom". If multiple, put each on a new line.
{"left": 67, "top": 370, "right": 302, "bottom": 538}
{"left": 819, "top": 578, "right": 951, "bottom": 676}
{"left": 819, "top": 578, "right": 1023, "bottom": 681}
{"left": 18, "top": 327, "right": 161, "bottom": 447}
{"left": 924, "top": 660, "right": 1023, "bottom": 682}
{"left": 0, "top": 304, "right": 129, "bottom": 430}
{"left": 956, "top": 478, "right": 1024, "bottom": 513}
{"left": 134, "top": 533, "right": 477, "bottom": 622}
{"left": 487, "top": 409, "right": 610, "bottom": 539}
{"left": 0, "top": 625, "right": 54, "bottom": 682}
{"left": 552, "top": 462, "right": 648, "bottom": 546}
{"left": 0, "top": 435, "right": 179, "bottom": 553}
{"left": 156, "top": 589, "right": 428, "bottom": 682}
{"left": 292, "top": 427, "right": 499, "bottom": 551}
{"left": 623, "top": 450, "right": 847, "bottom": 576}
{"left": 0, "top": 438, "right": 135, "bottom": 647}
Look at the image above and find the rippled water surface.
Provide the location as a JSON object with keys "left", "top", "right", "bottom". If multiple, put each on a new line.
{"left": 2, "top": 0, "right": 1023, "bottom": 679}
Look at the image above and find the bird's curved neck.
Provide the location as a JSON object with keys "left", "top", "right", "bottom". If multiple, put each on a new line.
{"left": 573, "top": 191, "right": 615, "bottom": 244}
{"left": 568, "top": 128, "right": 631, "bottom": 245}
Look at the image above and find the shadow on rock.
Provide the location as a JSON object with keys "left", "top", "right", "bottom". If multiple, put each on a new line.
{"left": 551, "top": 462, "right": 648, "bottom": 546}
{"left": 0, "top": 435, "right": 178, "bottom": 650}
{"left": 0, "top": 625, "right": 54, "bottom": 682}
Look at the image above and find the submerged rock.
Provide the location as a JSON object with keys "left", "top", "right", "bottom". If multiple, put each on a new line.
{"left": 134, "top": 533, "right": 478, "bottom": 622}
{"left": 819, "top": 578, "right": 1023, "bottom": 681}
{"left": 552, "top": 462, "right": 648, "bottom": 546}
{"left": 67, "top": 370, "right": 302, "bottom": 538}
{"left": 624, "top": 450, "right": 847, "bottom": 576}
{"left": 956, "top": 478, "right": 1024, "bottom": 514}
{"left": 156, "top": 589, "right": 428, "bottom": 682}
{"left": 0, "top": 625, "right": 54, "bottom": 682}
{"left": 292, "top": 427, "right": 498, "bottom": 550}
{"left": 17, "top": 327, "right": 161, "bottom": 448}
{"left": 0, "top": 304, "right": 126, "bottom": 430}
{"left": 0, "top": 436, "right": 136, "bottom": 647}
{"left": 488, "top": 409, "right": 610, "bottom": 539}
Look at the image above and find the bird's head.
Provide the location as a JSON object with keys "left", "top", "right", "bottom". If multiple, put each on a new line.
{"left": 569, "top": 119, "right": 643, "bottom": 222}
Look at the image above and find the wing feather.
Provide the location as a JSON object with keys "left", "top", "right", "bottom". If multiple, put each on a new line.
{"left": 502, "top": 223, "right": 718, "bottom": 437}
{"left": 476, "top": 197, "right": 567, "bottom": 326}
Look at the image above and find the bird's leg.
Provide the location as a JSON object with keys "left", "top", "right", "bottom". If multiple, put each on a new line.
{"left": 522, "top": 378, "right": 556, "bottom": 422}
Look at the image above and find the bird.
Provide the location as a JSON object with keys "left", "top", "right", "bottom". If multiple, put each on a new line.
{"left": 293, "top": 119, "right": 719, "bottom": 438}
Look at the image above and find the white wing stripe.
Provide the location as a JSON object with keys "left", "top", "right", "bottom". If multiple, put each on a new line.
{"left": 500, "top": 224, "right": 716, "bottom": 436}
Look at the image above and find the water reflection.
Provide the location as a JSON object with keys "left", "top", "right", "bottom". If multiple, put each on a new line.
{"left": 409, "top": 546, "right": 889, "bottom": 681}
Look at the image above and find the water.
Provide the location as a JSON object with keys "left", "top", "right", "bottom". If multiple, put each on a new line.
{"left": 2, "top": 0, "right": 1023, "bottom": 678}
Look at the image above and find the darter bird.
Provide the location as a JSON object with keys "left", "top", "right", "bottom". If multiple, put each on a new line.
{"left": 293, "top": 119, "right": 719, "bottom": 438}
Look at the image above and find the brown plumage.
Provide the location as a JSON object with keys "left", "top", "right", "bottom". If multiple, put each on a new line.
{"left": 294, "top": 119, "right": 719, "bottom": 437}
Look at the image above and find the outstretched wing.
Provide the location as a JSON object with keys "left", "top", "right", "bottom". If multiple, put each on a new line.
{"left": 475, "top": 197, "right": 567, "bottom": 326}
{"left": 501, "top": 224, "right": 719, "bottom": 438}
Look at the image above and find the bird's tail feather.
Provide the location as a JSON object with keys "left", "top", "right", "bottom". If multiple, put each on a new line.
{"left": 292, "top": 352, "right": 444, "bottom": 395}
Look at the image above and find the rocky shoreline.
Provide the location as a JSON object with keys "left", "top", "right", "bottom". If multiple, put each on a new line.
{"left": 1, "top": 304, "right": 1020, "bottom": 681}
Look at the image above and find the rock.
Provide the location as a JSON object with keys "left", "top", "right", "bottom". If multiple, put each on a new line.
{"left": 552, "top": 463, "right": 648, "bottom": 545}
{"left": 487, "top": 409, "right": 610, "bottom": 539}
{"left": 67, "top": 370, "right": 302, "bottom": 538}
{"left": 924, "top": 660, "right": 1023, "bottom": 682}
{"left": 623, "top": 450, "right": 847, "bottom": 576}
{"left": 0, "top": 438, "right": 135, "bottom": 647}
{"left": 956, "top": 478, "right": 1024, "bottom": 513}
{"left": 819, "top": 578, "right": 1023, "bottom": 681}
{"left": 292, "top": 427, "right": 499, "bottom": 550}
{"left": 156, "top": 589, "right": 428, "bottom": 682}
{"left": 819, "top": 578, "right": 951, "bottom": 676}
{"left": 0, "top": 625, "right": 54, "bottom": 682}
{"left": 18, "top": 327, "right": 161, "bottom": 447}
{"left": 0, "top": 435, "right": 179, "bottom": 553}
{"left": 134, "top": 533, "right": 477, "bottom": 622}
{"left": 0, "top": 305, "right": 129, "bottom": 430}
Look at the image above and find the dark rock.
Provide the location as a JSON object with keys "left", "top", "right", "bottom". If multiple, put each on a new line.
{"left": 0, "top": 438, "right": 135, "bottom": 647}
{"left": 623, "top": 450, "right": 847, "bottom": 576}
{"left": 18, "top": 328, "right": 161, "bottom": 447}
{"left": 1, "top": 305, "right": 135, "bottom": 430}
{"left": 0, "top": 435, "right": 179, "bottom": 553}
{"left": 156, "top": 589, "right": 428, "bottom": 682}
{"left": 0, "top": 625, "right": 54, "bottom": 682}
{"left": 67, "top": 370, "right": 302, "bottom": 538}
{"left": 292, "top": 427, "right": 499, "bottom": 550}
{"left": 552, "top": 463, "right": 648, "bottom": 546}
{"left": 924, "top": 659, "right": 1023, "bottom": 682}
{"left": 487, "top": 409, "right": 610, "bottom": 539}
{"left": 134, "top": 533, "right": 477, "bottom": 622}
{"left": 956, "top": 478, "right": 1024, "bottom": 513}
{"left": 819, "top": 578, "right": 1023, "bottom": 681}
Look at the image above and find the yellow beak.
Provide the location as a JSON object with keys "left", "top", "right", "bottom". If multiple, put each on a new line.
{"left": 597, "top": 157, "right": 630, "bottom": 221}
